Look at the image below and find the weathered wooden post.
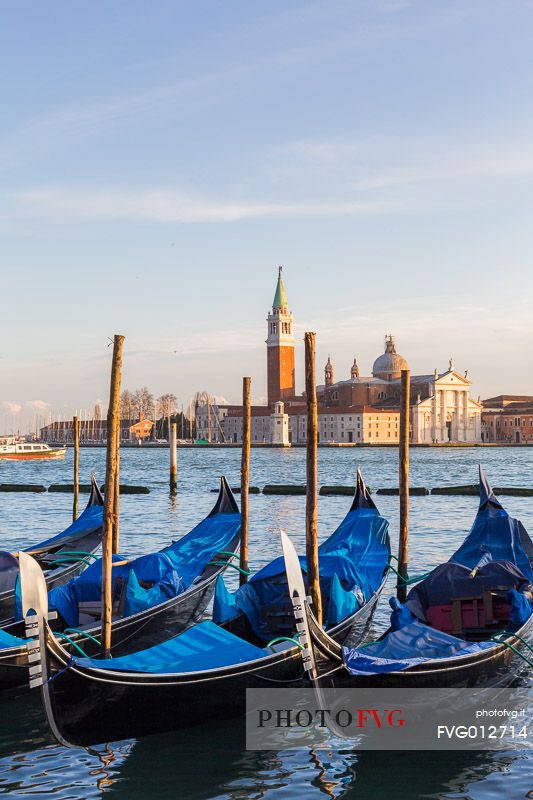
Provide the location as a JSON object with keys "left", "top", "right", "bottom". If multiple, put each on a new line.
{"left": 72, "top": 415, "right": 79, "bottom": 521}
{"left": 240, "top": 377, "right": 251, "bottom": 585}
{"left": 207, "top": 396, "right": 211, "bottom": 443}
{"left": 112, "top": 422, "right": 120, "bottom": 555}
{"left": 170, "top": 422, "right": 178, "bottom": 493}
{"left": 102, "top": 334, "right": 124, "bottom": 657}
{"left": 397, "top": 368, "right": 411, "bottom": 603}
{"left": 304, "top": 331, "right": 322, "bottom": 625}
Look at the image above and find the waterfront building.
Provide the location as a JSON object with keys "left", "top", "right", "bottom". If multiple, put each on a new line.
{"left": 196, "top": 271, "right": 482, "bottom": 445}
{"left": 317, "top": 340, "right": 481, "bottom": 444}
{"left": 40, "top": 418, "right": 154, "bottom": 444}
{"left": 481, "top": 396, "right": 533, "bottom": 443}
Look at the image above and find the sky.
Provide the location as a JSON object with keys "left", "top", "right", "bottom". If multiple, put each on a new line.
{"left": 2, "top": 0, "right": 533, "bottom": 432}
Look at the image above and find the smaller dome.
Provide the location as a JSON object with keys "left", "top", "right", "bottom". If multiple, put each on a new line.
{"left": 372, "top": 335, "right": 409, "bottom": 380}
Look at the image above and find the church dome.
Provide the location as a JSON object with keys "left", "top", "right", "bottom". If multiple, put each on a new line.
{"left": 372, "top": 335, "right": 409, "bottom": 380}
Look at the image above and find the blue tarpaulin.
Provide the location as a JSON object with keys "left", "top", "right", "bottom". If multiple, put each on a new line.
{"left": 44, "top": 488, "right": 240, "bottom": 627}
{"left": 449, "top": 467, "right": 533, "bottom": 582}
{"left": 214, "top": 471, "right": 390, "bottom": 639}
{"left": 0, "top": 628, "right": 25, "bottom": 650}
{"left": 75, "top": 620, "right": 268, "bottom": 674}
{"left": 343, "top": 620, "right": 494, "bottom": 675}
{"left": 342, "top": 468, "right": 533, "bottom": 676}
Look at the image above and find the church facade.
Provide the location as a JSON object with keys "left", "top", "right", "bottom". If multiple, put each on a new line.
{"left": 195, "top": 269, "right": 482, "bottom": 444}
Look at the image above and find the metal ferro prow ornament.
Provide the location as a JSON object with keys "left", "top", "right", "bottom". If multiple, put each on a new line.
{"left": 19, "top": 551, "right": 56, "bottom": 688}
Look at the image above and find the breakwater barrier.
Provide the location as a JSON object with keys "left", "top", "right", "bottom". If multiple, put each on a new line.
{"left": 1, "top": 483, "right": 532, "bottom": 497}
{"left": 0, "top": 484, "right": 150, "bottom": 494}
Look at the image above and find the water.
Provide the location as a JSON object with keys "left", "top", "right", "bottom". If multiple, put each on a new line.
{"left": 0, "top": 447, "right": 532, "bottom": 798}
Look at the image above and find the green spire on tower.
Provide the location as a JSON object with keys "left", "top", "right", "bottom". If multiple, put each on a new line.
{"left": 273, "top": 265, "right": 288, "bottom": 308}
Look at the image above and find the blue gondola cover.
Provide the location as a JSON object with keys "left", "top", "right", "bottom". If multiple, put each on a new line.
{"left": 214, "top": 473, "right": 390, "bottom": 639}
{"left": 75, "top": 620, "right": 268, "bottom": 674}
{"left": 343, "top": 620, "right": 494, "bottom": 675}
{"left": 342, "top": 468, "right": 533, "bottom": 676}
{"left": 41, "top": 503, "right": 240, "bottom": 627}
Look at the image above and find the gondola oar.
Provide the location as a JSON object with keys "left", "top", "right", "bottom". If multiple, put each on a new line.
{"left": 280, "top": 529, "right": 317, "bottom": 681}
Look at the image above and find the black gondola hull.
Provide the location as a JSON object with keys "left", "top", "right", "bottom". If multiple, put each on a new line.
{"left": 42, "top": 580, "right": 384, "bottom": 747}
{"left": 0, "top": 530, "right": 240, "bottom": 691}
{"left": 318, "top": 615, "right": 533, "bottom": 689}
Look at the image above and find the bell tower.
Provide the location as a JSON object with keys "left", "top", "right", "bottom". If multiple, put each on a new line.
{"left": 266, "top": 266, "right": 295, "bottom": 406}
{"left": 325, "top": 356, "right": 334, "bottom": 386}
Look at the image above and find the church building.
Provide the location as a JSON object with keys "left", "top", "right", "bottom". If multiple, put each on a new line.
{"left": 195, "top": 269, "right": 482, "bottom": 445}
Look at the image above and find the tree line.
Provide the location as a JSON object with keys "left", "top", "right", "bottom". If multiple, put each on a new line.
{"left": 120, "top": 389, "right": 195, "bottom": 439}
{"left": 120, "top": 388, "right": 178, "bottom": 420}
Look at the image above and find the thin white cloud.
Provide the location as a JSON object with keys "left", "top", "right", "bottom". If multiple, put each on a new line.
{"left": 2, "top": 401, "right": 22, "bottom": 415}
{"left": 10, "top": 187, "right": 408, "bottom": 223}
{"left": 26, "top": 399, "right": 51, "bottom": 410}
{"left": 270, "top": 137, "right": 533, "bottom": 191}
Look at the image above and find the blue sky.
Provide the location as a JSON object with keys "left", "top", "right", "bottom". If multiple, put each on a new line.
{"left": 2, "top": 0, "right": 533, "bottom": 430}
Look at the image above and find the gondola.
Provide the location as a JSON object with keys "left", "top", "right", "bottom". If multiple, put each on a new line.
{"left": 19, "top": 469, "right": 390, "bottom": 747}
{"left": 283, "top": 467, "right": 533, "bottom": 690}
{"left": 0, "top": 475, "right": 104, "bottom": 624}
{"left": 0, "top": 477, "right": 241, "bottom": 691}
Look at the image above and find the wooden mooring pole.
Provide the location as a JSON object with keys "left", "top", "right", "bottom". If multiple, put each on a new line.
{"left": 170, "top": 422, "right": 178, "bottom": 493}
{"left": 397, "top": 368, "right": 410, "bottom": 603}
{"left": 240, "top": 377, "right": 251, "bottom": 585}
{"left": 304, "top": 332, "right": 322, "bottom": 625}
{"left": 102, "top": 334, "right": 124, "bottom": 657}
{"left": 112, "top": 424, "right": 120, "bottom": 554}
{"left": 72, "top": 415, "right": 79, "bottom": 521}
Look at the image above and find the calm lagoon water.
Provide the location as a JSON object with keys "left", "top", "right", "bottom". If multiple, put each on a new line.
{"left": 0, "top": 446, "right": 531, "bottom": 798}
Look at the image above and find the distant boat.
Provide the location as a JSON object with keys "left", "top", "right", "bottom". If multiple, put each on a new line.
{"left": 0, "top": 437, "right": 66, "bottom": 460}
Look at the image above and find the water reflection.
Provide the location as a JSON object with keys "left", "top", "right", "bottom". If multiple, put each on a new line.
{"left": 82, "top": 729, "right": 532, "bottom": 800}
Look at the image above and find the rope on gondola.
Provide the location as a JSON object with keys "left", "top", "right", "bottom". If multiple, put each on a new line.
{"left": 207, "top": 561, "right": 251, "bottom": 575}
{"left": 54, "top": 633, "right": 88, "bottom": 657}
{"left": 63, "top": 628, "right": 101, "bottom": 646}
{"left": 44, "top": 656, "right": 75, "bottom": 685}
{"left": 45, "top": 555, "right": 94, "bottom": 568}
{"left": 266, "top": 636, "right": 304, "bottom": 650}
{"left": 387, "top": 564, "right": 431, "bottom": 587}
{"left": 54, "top": 551, "right": 99, "bottom": 561}
{"left": 489, "top": 631, "right": 533, "bottom": 667}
